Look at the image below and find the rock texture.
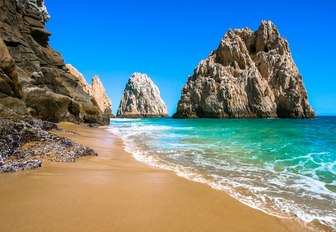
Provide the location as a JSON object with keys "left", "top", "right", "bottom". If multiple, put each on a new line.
{"left": 66, "top": 64, "right": 113, "bottom": 123}
{"left": 0, "top": 118, "right": 97, "bottom": 173}
{"left": 16, "top": 0, "right": 50, "bottom": 24}
{"left": 0, "top": 0, "right": 105, "bottom": 173}
{"left": 0, "top": 0, "right": 109, "bottom": 124}
{"left": 117, "top": 73, "right": 168, "bottom": 118}
{"left": 65, "top": 64, "right": 92, "bottom": 95}
{"left": 92, "top": 75, "right": 113, "bottom": 119}
{"left": 173, "top": 21, "right": 315, "bottom": 118}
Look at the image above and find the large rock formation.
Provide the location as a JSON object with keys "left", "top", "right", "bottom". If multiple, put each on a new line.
{"left": 66, "top": 64, "right": 113, "bottom": 123}
{"left": 0, "top": 0, "right": 106, "bottom": 173}
{"left": 117, "top": 73, "right": 168, "bottom": 118}
{"left": 0, "top": 0, "right": 109, "bottom": 124}
{"left": 173, "top": 21, "right": 315, "bottom": 118}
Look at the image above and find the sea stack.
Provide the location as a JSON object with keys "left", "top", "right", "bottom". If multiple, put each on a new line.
{"left": 117, "top": 73, "right": 168, "bottom": 118}
{"left": 0, "top": 0, "right": 109, "bottom": 125}
{"left": 173, "top": 21, "right": 315, "bottom": 119}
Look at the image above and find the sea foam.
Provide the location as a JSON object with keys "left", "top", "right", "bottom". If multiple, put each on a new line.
{"left": 107, "top": 117, "right": 336, "bottom": 230}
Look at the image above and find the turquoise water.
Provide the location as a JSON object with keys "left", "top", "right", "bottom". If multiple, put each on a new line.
{"left": 107, "top": 117, "right": 336, "bottom": 229}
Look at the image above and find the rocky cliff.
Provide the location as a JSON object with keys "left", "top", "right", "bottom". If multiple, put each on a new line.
{"left": 0, "top": 0, "right": 108, "bottom": 172}
{"left": 117, "top": 73, "right": 168, "bottom": 118}
{"left": 66, "top": 64, "right": 113, "bottom": 123}
{"left": 0, "top": 0, "right": 109, "bottom": 124}
{"left": 65, "top": 64, "right": 92, "bottom": 96}
{"left": 173, "top": 21, "right": 315, "bottom": 118}
{"left": 92, "top": 76, "right": 113, "bottom": 119}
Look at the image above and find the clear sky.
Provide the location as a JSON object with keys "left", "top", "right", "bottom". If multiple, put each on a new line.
{"left": 45, "top": 0, "right": 336, "bottom": 116}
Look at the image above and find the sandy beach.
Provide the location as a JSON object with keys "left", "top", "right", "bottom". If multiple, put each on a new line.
{"left": 0, "top": 122, "right": 315, "bottom": 232}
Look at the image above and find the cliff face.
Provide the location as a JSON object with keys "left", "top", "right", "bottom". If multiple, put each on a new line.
{"left": 91, "top": 76, "right": 113, "bottom": 119}
{"left": 117, "top": 73, "right": 168, "bottom": 118}
{"left": 173, "top": 21, "right": 315, "bottom": 119}
{"left": 0, "top": 0, "right": 106, "bottom": 172}
{"left": 0, "top": 0, "right": 108, "bottom": 124}
{"left": 66, "top": 64, "right": 113, "bottom": 124}
{"left": 65, "top": 64, "right": 92, "bottom": 96}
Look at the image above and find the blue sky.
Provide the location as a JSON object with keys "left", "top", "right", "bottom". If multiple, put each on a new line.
{"left": 45, "top": 0, "right": 336, "bottom": 116}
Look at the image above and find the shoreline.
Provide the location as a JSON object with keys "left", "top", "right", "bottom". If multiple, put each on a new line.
{"left": 0, "top": 122, "right": 317, "bottom": 231}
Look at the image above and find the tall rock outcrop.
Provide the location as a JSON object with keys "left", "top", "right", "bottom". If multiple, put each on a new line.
{"left": 117, "top": 73, "right": 168, "bottom": 118}
{"left": 0, "top": 0, "right": 108, "bottom": 124}
{"left": 173, "top": 21, "right": 315, "bottom": 119}
{"left": 65, "top": 64, "right": 92, "bottom": 96}
{"left": 66, "top": 64, "right": 113, "bottom": 124}
{"left": 91, "top": 76, "right": 113, "bottom": 120}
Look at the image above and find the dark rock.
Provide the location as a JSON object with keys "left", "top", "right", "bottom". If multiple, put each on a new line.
{"left": 0, "top": 160, "right": 42, "bottom": 173}
{"left": 24, "top": 16, "right": 45, "bottom": 28}
{"left": 0, "top": 118, "right": 97, "bottom": 173}
{"left": 0, "top": 0, "right": 109, "bottom": 125}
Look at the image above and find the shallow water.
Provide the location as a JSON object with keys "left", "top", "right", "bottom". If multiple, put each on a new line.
{"left": 107, "top": 117, "right": 336, "bottom": 230}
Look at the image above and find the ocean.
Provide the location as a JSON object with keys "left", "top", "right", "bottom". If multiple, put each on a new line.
{"left": 107, "top": 117, "right": 336, "bottom": 230}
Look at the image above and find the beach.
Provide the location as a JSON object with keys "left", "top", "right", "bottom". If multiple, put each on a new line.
{"left": 0, "top": 122, "right": 315, "bottom": 232}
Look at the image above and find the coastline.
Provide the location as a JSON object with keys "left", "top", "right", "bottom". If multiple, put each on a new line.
{"left": 0, "top": 122, "right": 316, "bottom": 232}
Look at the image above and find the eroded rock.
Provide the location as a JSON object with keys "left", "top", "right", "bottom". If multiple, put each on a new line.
{"left": 117, "top": 73, "right": 168, "bottom": 118}
{"left": 173, "top": 21, "right": 315, "bottom": 119}
{"left": 0, "top": 0, "right": 107, "bottom": 125}
{"left": 66, "top": 64, "right": 113, "bottom": 123}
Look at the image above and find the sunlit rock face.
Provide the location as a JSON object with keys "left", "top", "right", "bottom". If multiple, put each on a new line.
{"left": 66, "top": 64, "right": 113, "bottom": 124}
{"left": 173, "top": 21, "right": 315, "bottom": 119}
{"left": 117, "top": 72, "right": 168, "bottom": 118}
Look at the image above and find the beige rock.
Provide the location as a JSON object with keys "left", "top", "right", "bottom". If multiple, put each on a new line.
{"left": 65, "top": 64, "right": 92, "bottom": 95}
{"left": 173, "top": 21, "right": 315, "bottom": 119}
{"left": 92, "top": 76, "right": 112, "bottom": 116}
{"left": 66, "top": 64, "right": 113, "bottom": 123}
{"left": 117, "top": 73, "right": 168, "bottom": 118}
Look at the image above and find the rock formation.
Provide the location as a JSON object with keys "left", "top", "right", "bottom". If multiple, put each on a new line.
{"left": 91, "top": 76, "right": 113, "bottom": 119}
{"left": 0, "top": 0, "right": 109, "bottom": 124}
{"left": 65, "top": 64, "right": 92, "bottom": 96}
{"left": 117, "top": 73, "right": 168, "bottom": 118}
{"left": 0, "top": 0, "right": 108, "bottom": 172}
{"left": 173, "top": 21, "right": 315, "bottom": 118}
{"left": 66, "top": 64, "right": 113, "bottom": 123}
{"left": 15, "top": 0, "right": 50, "bottom": 24}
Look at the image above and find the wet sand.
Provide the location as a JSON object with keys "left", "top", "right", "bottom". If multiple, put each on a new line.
{"left": 0, "top": 122, "right": 314, "bottom": 232}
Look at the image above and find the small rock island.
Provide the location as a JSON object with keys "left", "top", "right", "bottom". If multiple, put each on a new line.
{"left": 117, "top": 73, "right": 168, "bottom": 118}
